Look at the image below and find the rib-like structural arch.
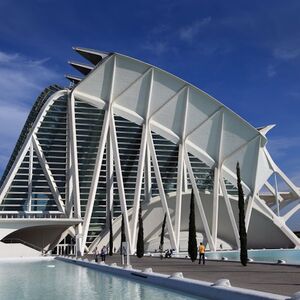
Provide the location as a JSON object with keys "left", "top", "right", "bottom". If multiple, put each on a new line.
{"left": 0, "top": 48, "right": 299, "bottom": 255}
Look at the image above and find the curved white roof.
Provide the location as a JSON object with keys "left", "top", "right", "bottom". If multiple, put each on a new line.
{"left": 73, "top": 53, "right": 269, "bottom": 193}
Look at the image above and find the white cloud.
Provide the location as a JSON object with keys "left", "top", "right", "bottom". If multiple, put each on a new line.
{"left": 267, "top": 136, "right": 300, "bottom": 158}
{"left": 179, "top": 17, "right": 211, "bottom": 42}
{"left": 273, "top": 47, "right": 300, "bottom": 61}
{"left": 267, "top": 64, "right": 276, "bottom": 78}
{"left": 0, "top": 50, "right": 60, "bottom": 176}
{"left": 143, "top": 41, "right": 169, "bottom": 56}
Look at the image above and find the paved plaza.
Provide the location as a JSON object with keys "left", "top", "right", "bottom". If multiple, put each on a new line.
{"left": 85, "top": 255, "right": 300, "bottom": 297}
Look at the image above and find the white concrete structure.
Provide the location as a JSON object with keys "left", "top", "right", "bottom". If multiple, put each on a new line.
{"left": 0, "top": 47, "right": 299, "bottom": 255}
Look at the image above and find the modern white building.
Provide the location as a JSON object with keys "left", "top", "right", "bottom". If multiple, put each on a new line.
{"left": 0, "top": 47, "right": 299, "bottom": 256}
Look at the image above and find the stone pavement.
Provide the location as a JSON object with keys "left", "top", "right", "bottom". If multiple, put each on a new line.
{"left": 85, "top": 254, "right": 300, "bottom": 297}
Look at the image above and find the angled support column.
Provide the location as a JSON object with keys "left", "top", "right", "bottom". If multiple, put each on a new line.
{"left": 264, "top": 181, "right": 283, "bottom": 202}
{"left": 69, "top": 92, "right": 81, "bottom": 219}
{"left": 174, "top": 143, "right": 184, "bottom": 252}
{"left": 212, "top": 167, "right": 220, "bottom": 245}
{"left": 174, "top": 87, "right": 189, "bottom": 252}
{"left": 274, "top": 172, "right": 280, "bottom": 216}
{"left": 81, "top": 56, "right": 117, "bottom": 252}
{"left": 66, "top": 92, "right": 74, "bottom": 218}
{"left": 212, "top": 111, "right": 224, "bottom": 248}
{"left": 184, "top": 150, "right": 215, "bottom": 251}
{"left": 0, "top": 90, "right": 67, "bottom": 205}
{"left": 144, "top": 144, "right": 152, "bottom": 202}
{"left": 32, "top": 135, "right": 65, "bottom": 213}
{"left": 69, "top": 92, "right": 84, "bottom": 255}
{"left": 283, "top": 203, "right": 300, "bottom": 222}
{"left": 219, "top": 175, "right": 240, "bottom": 248}
{"left": 106, "top": 133, "right": 114, "bottom": 225}
{"left": 27, "top": 141, "right": 33, "bottom": 212}
{"left": 130, "top": 124, "right": 148, "bottom": 250}
{"left": 130, "top": 68, "right": 153, "bottom": 252}
{"left": 110, "top": 114, "right": 132, "bottom": 253}
{"left": 148, "top": 129, "right": 177, "bottom": 250}
{"left": 264, "top": 148, "right": 300, "bottom": 198}
{"left": 81, "top": 109, "right": 110, "bottom": 249}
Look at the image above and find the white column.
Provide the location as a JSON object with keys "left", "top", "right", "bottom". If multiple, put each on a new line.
{"left": 110, "top": 114, "right": 132, "bottom": 253}
{"left": 144, "top": 145, "right": 152, "bottom": 202}
{"left": 81, "top": 109, "right": 110, "bottom": 249}
{"left": 66, "top": 92, "right": 74, "bottom": 218}
{"left": 148, "top": 129, "right": 177, "bottom": 249}
{"left": 174, "top": 143, "right": 184, "bottom": 252}
{"left": 130, "top": 124, "right": 148, "bottom": 251}
{"left": 32, "top": 135, "right": 65, "bottom": 213}
{"left": 274, "top": 172, "right": 280, "bottom": 216}
{"left": 174, "top": 87, "right": 188, "bottom": 252}
{"left": 212, "top": 167, "right": 219, "bottom": 246}
{"left": 106, "top": 133, "right": 114, "bottom": 224}
{"left": 184, "top": 150, "right": 215, "bottom": 251}
{"left": 219, "top": 176, "right": 240, "bottom": 248}
{"left": 212, "top": 111, "right": 223, "bottom": 249}
{"left": 69, "top": 93, "right": 81, "bottom": 219}
{"left": 27, "top": 141, "right": 33, "bottom": 212}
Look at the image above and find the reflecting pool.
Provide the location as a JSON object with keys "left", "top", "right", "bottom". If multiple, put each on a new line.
{"left": 0, "top": 259, "right": 204, "bottom": 300}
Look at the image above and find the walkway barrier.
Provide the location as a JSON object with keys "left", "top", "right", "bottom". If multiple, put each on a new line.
{"left": 0, "top": 212, "right": 66, "bottom": 219}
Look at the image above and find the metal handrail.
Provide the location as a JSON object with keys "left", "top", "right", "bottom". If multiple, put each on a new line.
{"left": 0, "top": 212, "right": 66, "bottom": 219}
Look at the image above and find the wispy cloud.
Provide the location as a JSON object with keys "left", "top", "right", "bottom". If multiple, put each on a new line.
{"left": 267, "top": 64, "right": 276, "bottom": 78}
{"left": 0, "top": 50, "right": 60, "bottom": 176}
{"left": 142, "top": 41, "right": 169, "bottom": 56}
{"left": 273, "top": 47, "right": 300, "bottom": 61}
{"left": 179, "top": 17, "right": 211, "bottom": 42}
{"left": 267, "top": 136, "right": 300, "bottom": 159}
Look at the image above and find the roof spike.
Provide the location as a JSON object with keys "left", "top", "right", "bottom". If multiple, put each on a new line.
{"left": 72, "top": 47, "right": 111, "bottom": 65}
{"left": 65, "top": 74, "right": 82, "bottom": 84}
{"left": 68, "top": 61, "right": 94, "bottom": 76}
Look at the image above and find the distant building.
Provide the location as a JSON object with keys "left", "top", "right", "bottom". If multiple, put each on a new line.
{"left": 0, "top": 48, "right": 299, "bottom": 256}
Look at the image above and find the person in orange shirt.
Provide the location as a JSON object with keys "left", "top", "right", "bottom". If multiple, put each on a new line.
{"left": 198, "top": 242, "right": 205, "bottom": 264}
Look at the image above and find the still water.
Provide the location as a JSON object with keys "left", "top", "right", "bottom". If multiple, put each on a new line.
{"left": 0, "top": 259, "right": 203, "bottom": 300}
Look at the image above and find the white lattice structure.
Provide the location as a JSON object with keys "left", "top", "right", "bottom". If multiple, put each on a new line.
{"left": 0, "top": 48, "right": 299, "bottom": 255}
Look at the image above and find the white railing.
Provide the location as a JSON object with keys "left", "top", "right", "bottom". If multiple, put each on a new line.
{"left": 0, "top": 211, "right": 66, "bottom": 219}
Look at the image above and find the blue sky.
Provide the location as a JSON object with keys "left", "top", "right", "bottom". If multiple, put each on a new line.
{"left": 0, "top": 0, "right": 300, "bottom": 187}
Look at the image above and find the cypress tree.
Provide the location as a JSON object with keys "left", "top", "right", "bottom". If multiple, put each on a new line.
{"left": 188, "top": 189, "right": 197, "bottom": 262}
{"left": 120, "top": 214, "right": 126, "bottom": 255}
{"left": 109, "top": 211, "right": 113, "bottom": 256}
{"left": 237, "top": 162, "right": 248, "bottom": 266}
{"left": 136, "top": 205, "right": 144, "bottom": 258}
{"left": 159, "top": 213, "right": 166, "bottom": 259}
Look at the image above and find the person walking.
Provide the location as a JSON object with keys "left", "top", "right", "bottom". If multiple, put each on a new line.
{"left": 94, "top": 247, "right": 99, "bottom": 262}
{"left": 101, "top": 246, "right": 107, "bottom": 262}
{"left": 198, "top": 242, "right": 205, "bottom": 264}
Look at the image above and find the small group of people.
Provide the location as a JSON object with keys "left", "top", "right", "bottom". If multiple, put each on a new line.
{"left": 94, "top": 246, "right": 107, "bottom": 262}
{"left": 164, "top": 249, "right": 174, "bottom": 258}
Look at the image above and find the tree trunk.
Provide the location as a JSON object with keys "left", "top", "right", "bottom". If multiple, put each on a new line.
{"left": 109, "top": 211, "right": 113, "bottom": 256}
{"left": 188, "top": 189, "right": 197, "bottom": 262}
{"left": 160, "top": 214, "right": 166, "bottom": 259}
{"left": 136, "top": 205, "right": 144, "bottom": 258}
{"left": 237, "top": 162, "right": 248, "bottom": 266}
{"left": 120, "top": 214, "right": 126, "bottom": 255}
